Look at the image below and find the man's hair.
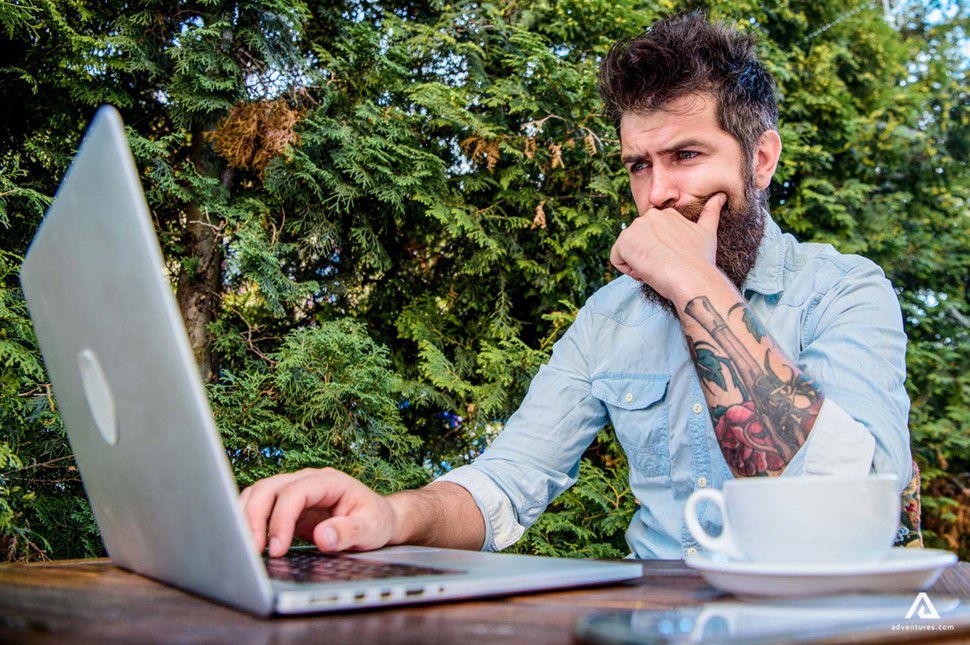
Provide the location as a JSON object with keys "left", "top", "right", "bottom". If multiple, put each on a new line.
{"left": 598, "top": 12, "right": 778, "bottom": 165}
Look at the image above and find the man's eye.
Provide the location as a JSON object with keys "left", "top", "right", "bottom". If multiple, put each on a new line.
{"left": 630, "top": 162, "right": 649, "bottom": 173}
{"left": 677, "top": 151, "right": 699, "bottom": 161}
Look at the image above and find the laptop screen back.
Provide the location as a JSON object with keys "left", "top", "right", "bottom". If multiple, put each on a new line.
{"left": 20, "top": 106, "right": 275, "bottom": 615}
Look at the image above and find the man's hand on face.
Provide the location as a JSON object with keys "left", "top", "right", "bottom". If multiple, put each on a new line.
{"left": 609, "top": 192, "right": 727, "bottom": 305}
{"left": 240, "top": 468, "right": 397, "bottom": 557}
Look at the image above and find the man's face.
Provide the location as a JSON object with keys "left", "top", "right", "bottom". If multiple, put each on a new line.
{"left": 619, "top": 94, "right": 767, "bottom": 309}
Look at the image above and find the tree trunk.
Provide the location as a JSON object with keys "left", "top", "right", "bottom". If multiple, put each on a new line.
{"left": 175, "top": 126, "right": 231, "bottom": 381}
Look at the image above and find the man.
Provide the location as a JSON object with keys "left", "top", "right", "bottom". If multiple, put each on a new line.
{"left": 240, "top": 13, "right": 912, "bottom": 559}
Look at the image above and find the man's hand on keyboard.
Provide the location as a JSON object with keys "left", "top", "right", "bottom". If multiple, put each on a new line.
{"left": 240, "top": 468, "right": 397, "bottom": 557}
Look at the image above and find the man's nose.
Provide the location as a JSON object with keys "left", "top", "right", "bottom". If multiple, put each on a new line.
{"left": 646, "top": 167, "right": 679, "bottom": 209}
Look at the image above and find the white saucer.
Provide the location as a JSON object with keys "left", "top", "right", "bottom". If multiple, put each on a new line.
{"left": 685, "top": 547, "right": 957, "bottom": 598}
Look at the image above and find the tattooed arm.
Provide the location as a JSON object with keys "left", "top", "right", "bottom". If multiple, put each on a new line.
{"left": 610, "top": 193, "right": 824, "bottom": 477}
{"left": 679, "top": 290, "right": 823, "bottom": 476}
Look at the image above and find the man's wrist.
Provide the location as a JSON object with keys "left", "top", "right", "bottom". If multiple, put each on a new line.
{"left": 385, "top": 490, "right": 417, "bottom": 546}
{"left": 386, "top": 482, "right": 486, "bottom": 550}
{"left": 667, "top": 264, "right": 736, "bottom": 312}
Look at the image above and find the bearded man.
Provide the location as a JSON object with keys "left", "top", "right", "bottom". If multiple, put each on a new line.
{"left": 241, "top": 13, "right": 913, "bottom": 559}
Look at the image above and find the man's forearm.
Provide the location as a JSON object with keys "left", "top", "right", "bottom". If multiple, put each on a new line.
{"left": 673, "top": 269, "right": 825, "bottom": 477}
{"left": 386, "top": 481, "right": 486, "bottom": 550}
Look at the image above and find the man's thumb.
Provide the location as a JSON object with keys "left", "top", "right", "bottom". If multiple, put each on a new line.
{"left": 314, "top": 520, "right": 345, "bottom": 552}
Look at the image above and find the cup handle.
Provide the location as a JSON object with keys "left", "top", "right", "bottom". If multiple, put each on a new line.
{"left": 684, "top": 488, "right": 745, "bottom": 560}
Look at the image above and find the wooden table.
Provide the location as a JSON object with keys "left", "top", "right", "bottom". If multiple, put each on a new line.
{"left": 2, "top": 558, "right": 970, "bottom": 644}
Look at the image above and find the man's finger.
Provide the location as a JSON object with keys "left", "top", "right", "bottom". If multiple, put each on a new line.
{"left": 240, "top": 471, "right": 309, "bottom": 553}
{"left": 610, "top": 232, "right": 638, "bottom": 278}
{"left": 696, "top": 193, "right": 726, "bottom": 233}
{"left": 265, "top": 469, "right": 352, "bottom": 557}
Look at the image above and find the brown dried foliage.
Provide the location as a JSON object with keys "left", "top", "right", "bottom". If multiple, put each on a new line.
{"left": 207, "top": 98, "right": 302, "bottom": 175}
{"left": 549, "top": 143, "right": 563, "bottom": 168}
{"left": 523, "top": 135, "right": 536, "bottom": 160}
{"left": 460, "top": 136, "right": 501, "bottom": 172}
{"left": 532, "top": 200, "right": 547, "bottom": 229}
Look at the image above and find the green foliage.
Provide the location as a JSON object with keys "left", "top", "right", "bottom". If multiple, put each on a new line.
{"left": 0, "top": 159, "right": 50, "bottom": 231}
{"left": 0, "top": 250, "right": 100, "bottom": 560}
{"left": 210, "top": 321, "right": 429, "bottom": 492}
{"left": 0, "top": 0, "right": 967, "bottom": 561}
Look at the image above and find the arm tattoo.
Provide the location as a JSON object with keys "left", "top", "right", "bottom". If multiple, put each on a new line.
{"left": 684, "top": 297, "right": 824, "bottom": 476}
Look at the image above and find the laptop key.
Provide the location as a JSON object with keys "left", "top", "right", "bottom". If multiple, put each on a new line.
{"left": 265, "top": 551, "right": 462, "bottom": 583}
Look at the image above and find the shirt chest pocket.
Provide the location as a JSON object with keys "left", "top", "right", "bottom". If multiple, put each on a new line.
{"left": 591, "top": 374, "right": 671, "bottom": 478}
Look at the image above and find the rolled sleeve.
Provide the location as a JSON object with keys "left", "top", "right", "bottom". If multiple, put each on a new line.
{"left": 784, "top": 397, "right": 875, "bottom": 477}
{"left": 435, "top": 466, "right": 525, "bottom": 551}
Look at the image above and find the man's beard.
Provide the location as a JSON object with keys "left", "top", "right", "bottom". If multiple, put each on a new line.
{"left": 639, "top": 181, "right": 767, "bottom": 313}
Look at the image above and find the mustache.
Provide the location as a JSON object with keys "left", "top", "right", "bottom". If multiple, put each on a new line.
{"left": 661, "top": 195, "right": 733, "bottom": 223}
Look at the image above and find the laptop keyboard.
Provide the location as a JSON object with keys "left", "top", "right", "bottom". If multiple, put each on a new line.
{"left": 264, "top": 550, "right": 461, "bottom": 583}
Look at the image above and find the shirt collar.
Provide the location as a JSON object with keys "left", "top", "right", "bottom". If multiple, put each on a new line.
{"left": 741, "top": 210, "right": 786, "bottom": 297}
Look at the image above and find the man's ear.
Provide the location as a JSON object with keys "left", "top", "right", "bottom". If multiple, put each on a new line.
{"left": 753, "top": 130, "right": 782, "bottom": 189}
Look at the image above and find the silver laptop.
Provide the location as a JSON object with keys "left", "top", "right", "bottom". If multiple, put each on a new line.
{"left": 19, "top": 105, "right": 643, "bottom": 617}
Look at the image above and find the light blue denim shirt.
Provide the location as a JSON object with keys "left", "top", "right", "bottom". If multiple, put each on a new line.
{"left": 438, "top": 215, "right": 912, "bottom": 559}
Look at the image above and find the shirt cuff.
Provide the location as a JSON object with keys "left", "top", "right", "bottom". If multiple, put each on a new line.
{"left": 435, "top": 465, "right": 526, "bottom": 551}
{"left": 788, "top": 397, "right": 875, "bottom": 477}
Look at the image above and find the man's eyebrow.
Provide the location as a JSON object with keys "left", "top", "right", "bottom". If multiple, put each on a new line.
{"left": 621, "top": 139, "right": 714, "bottom": 164}
{"left": 620, "top": 152, "right": 648, "bottom": 165}
{"left": 657, "top": 139, "right": 711, "bottom": 155}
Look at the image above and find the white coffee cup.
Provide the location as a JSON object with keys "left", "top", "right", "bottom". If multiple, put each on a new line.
{"left": 684, "top": 474, "right": 900, "bottom": 564}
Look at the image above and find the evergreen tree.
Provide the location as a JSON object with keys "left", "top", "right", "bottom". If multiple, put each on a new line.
{"left": 0, "top": 0, "right": 967, "bottom": 560}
